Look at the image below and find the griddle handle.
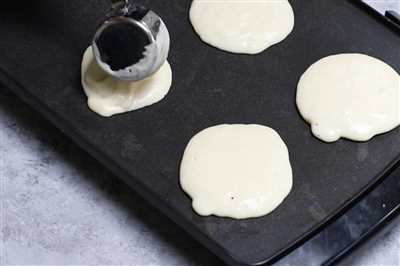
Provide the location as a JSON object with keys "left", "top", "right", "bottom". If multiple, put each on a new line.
{"left": 385, "top": 10, "right": 400, "bottom": 27}
{"left": 353, "top": 1, "right": 400, "bottom": 33}
{"left": 278, "top": 161, "right": 400, "bottom": 265}
{"left": 111, "top": 0, "right": 128, "bottom": 9}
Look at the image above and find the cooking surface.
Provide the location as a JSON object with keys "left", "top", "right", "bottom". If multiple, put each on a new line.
{"left": 0, "top": 0, "right": 399, "bottom": 265}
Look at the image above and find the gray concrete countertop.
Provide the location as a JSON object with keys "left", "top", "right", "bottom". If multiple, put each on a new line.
{"left": 1, "top": 90, "right": 399, "bottom": 265}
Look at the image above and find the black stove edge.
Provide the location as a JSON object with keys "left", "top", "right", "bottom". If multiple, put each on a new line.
{"left": 355, "top": 0, "right": 400, "bottom": 32}
{"left": 326, "top": 187, "right": 400, "bottom": 265}
{"left": 386, "top": 10, "right": 400, "bottom": 27}
{"left": 273, "top": 156, "right": 400, "bottom": 266}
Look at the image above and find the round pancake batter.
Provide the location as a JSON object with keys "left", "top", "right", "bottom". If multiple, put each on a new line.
{"left": 180, "top": 124, "right": 293, "bottom": 219}
{"left": 189, "top": 0, "right": 295, "bottom": 54}
{"left": 81, "top": 47, "right": 172, "bottom": 117}
{"left": 297, "top": 54, "right": 400, "bottom": 142}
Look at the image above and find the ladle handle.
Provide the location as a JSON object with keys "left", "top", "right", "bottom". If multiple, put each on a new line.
{"left": 110, "top": 0, "right": 128, "bottom": 9}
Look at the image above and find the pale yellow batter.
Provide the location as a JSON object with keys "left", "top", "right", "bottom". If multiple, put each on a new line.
{"left": 180, "top": 124, "right": 293, "bottom": 219}
{"left": 189, "top": 0, "right": 295, "bottom": 54}
{"left": 81, "top": 47, "right": 172, "bottom": 117}
{"left": 297, "top": 54, "right": 400, "bottom": 142}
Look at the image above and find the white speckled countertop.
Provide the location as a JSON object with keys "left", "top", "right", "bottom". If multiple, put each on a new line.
{"left": 1, "top": 88, "right": 400, "bottom": 266}
{"left": 0, "top": 90, "right": 220, "bottom": 266}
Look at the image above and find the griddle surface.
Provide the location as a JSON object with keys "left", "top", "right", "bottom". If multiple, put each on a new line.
{"left": 0, "top": 1, "right": 399, "bottom": 264}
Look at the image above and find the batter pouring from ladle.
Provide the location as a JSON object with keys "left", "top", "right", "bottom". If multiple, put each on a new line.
{"left": 92, "top": 0, "right": 170, "bottom": 81}
{"left": 80, "top": 0, "right": 172, "bottom": 117}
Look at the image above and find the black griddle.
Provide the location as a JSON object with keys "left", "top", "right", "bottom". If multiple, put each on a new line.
{"left": 0, "top": 1, "right": 399, "bottom": 265}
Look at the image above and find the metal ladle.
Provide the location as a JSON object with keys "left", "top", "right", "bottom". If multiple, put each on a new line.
{"left": 92, "top": 0, "right": 170, "bottom": 81}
